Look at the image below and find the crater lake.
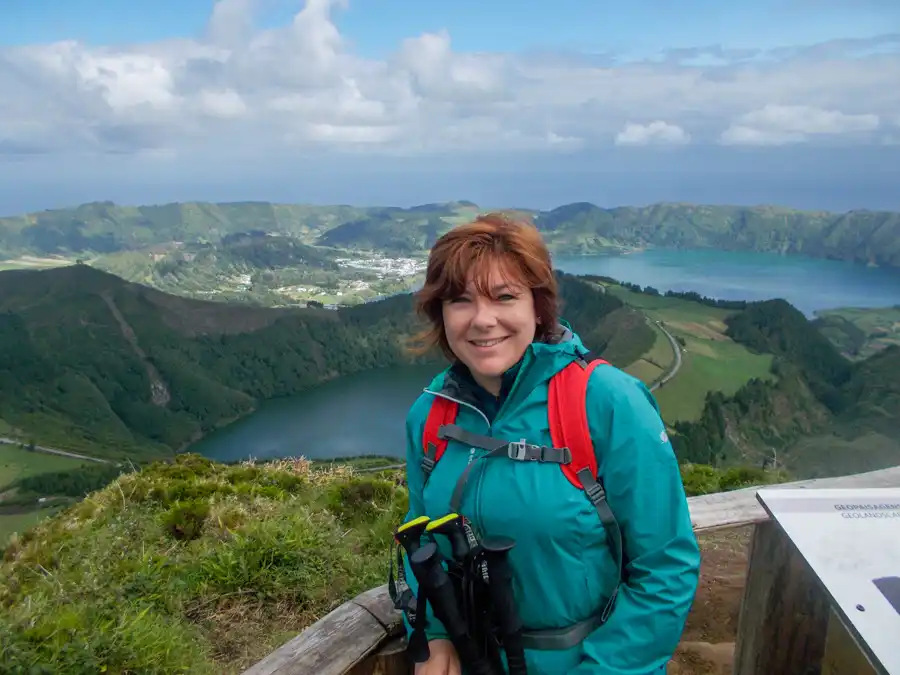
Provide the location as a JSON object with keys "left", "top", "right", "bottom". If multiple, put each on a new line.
{"left": 193, "top": 248, "right": 900, "bottom": 464}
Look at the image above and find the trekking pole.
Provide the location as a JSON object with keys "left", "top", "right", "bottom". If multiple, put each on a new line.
{"left": 409, "top": 542, "right": 503, "bottom": 675}
{"left": 427, "top": 514, "right": 506, "bottom": 675}
{"left": 425, "top": 514, "right": 470, "bottom": 562}
{"left": 395, "top": 515, "right": 431, "bottom": 554}
{"left": 482, "top": 536, "right": 528, "bottom": 675}
{"left": 394, "top": 516, "right": 432, "bottom": 663}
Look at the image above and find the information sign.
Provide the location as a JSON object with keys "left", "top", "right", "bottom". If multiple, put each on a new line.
{"left": 756, "top": 487, "right": 900, "bottom": 675}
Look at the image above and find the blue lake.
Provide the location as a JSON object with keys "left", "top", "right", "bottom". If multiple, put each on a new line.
{"left": 554, "top": 249, "right": 900, "bottom": 317}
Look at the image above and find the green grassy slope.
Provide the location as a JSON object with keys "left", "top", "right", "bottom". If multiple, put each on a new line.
{"left": 670, "top": 297, "right": 900, "bottom": 478}
{"left": 0, "top": 453, "right": 784, "bottom": 674}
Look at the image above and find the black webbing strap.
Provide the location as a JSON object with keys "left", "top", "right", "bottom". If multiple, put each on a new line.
{"left": 517, "top": 471, "right": 624, "bottom": 651}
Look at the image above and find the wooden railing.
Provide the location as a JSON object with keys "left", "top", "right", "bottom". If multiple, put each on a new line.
{"left": 241, "top": 465, "right": 900, "bottom": 675}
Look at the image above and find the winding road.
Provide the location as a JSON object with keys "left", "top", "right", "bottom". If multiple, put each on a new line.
{"left": 0, "top": 437, "right": 111, "bottom": 464}
{"left": 650, "top": 321, "right": 683, "bottom": 392}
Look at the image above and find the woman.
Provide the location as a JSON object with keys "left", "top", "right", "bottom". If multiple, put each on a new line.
{"left": 400, "top": 213, "right": 701, "bottom": 675}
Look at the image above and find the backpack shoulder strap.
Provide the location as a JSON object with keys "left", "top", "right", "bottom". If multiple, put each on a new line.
{"left": 420, "top": 395, "right": 458, "bottom": 480}
{"left": 548, "top": 354, "right": 607, "bottom": 490}
{"left": 547, "top": 353, "right": 623, "bottom": 625}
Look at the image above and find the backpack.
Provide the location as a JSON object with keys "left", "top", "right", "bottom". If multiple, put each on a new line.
{"left": 415, "top": 354, "right": 624, "bottom": 645}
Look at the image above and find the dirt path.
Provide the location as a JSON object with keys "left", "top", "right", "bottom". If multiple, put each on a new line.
{"left": 669, "top": 527, "right": 752, "bottom": 675}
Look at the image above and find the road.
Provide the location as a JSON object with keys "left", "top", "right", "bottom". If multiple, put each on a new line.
{"left": 650, "top": 322, "right": 683, "bottom": 392}
{"left": 0, "top": 437, "right": 111, "bottom": 464}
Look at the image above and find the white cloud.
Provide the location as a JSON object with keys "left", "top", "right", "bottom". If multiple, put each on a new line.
{"left": 0, "top": 0, "right": 898, "bottom": 161}
{"left": 615, "top": 121, "right": 690, "bottom": 146}
{"left": 720, "top": 104, "right": 880, "bottom": 145}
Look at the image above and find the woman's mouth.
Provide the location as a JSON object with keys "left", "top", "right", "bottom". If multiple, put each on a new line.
{"left": 469, "top": 337, "right": 509, "bottom": 348}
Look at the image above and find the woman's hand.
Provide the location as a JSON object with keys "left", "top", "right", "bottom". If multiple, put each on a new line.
{"left": 414, "top": 639, "right": 461, "bottom": 675}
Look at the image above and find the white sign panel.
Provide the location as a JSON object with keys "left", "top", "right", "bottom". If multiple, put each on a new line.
{"left": 756, "top": 487, "right": 900, "bottom": 675}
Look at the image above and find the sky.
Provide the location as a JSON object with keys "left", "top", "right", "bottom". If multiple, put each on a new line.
{"left": 1, "top": 0, "right": 899, "bottom": 216}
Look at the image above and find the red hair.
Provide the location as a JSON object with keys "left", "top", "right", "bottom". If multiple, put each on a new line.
{"left": 409, "top": 212, "right": 559, "bottom": 360}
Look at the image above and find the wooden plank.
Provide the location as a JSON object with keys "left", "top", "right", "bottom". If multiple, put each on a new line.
{"left": 689, "top": 465, "right": 900, "bottom": 532}
{"left": 240, "top": 597, "right": 391, "bottom": 675}
{"left": 351, "top": 584, "right": 403, "bottom": 635}
{"left": 732, "top": 520, "right": 831, "bottom": 675}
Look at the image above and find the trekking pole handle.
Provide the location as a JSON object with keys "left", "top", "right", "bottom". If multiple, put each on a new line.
{"left": 395, "top": 515, "right": 431, "bottom": 554}
{"left": 425, "top": 513, "right": 471, "bottom": 562}
{"left": 410, "top": 542, "right": 501, "bottom": 675}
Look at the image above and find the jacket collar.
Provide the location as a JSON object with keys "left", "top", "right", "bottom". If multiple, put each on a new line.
{"left": 429, "top": 319, "right": 590, "bottom": 415}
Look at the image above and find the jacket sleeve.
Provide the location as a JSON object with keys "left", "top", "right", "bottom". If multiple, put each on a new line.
{"left": 400, "top": 400, "right": 450, "bottom": 642}
{"left": 571, "top": 371, "right": 701, "bottom": 675}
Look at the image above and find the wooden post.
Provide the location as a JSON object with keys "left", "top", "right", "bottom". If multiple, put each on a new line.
{"left": 732, "top": 519, "right": 831, "bottom": 675}
{"left": 347, "top": 637, "right": 412, "bottom": 675}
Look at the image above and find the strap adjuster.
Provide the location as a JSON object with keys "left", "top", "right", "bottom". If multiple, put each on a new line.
{"left": 508, "top": 439, "right": 536, "bottom": 461}
{"left": 421, "top": 456, "right": 436, "bottom": 473}
{"left": 585, "top": 481, "right": 606, "bottom": 503}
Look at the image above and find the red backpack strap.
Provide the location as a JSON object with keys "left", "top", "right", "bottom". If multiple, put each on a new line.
{"left": 420, "top": 395, "right": 458, "bottom": 481}
{"left": 548, "top": 354, "right": 623, "bottom": 625}
{"left": 549, "top": 357, "right": 607, "bottom": 490}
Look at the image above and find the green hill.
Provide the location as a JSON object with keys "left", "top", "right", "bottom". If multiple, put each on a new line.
{"left": 2, "top": 199, "right": 899, "bottom": 268}
{"left": 533, "top": 202, "right": 900, "bottom": 266}
{"left": 0, "top": 265, "right": 648, "bottom": 459}
{"left": 813, "top": 305, "right": 900, "bottom": 359}
{"left": 670, "top": 298, "right": 900, "bottom": 478}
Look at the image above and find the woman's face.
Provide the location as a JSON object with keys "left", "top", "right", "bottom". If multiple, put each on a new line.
{"left": 441, "top": 259, "right": 538, "bottom": 395}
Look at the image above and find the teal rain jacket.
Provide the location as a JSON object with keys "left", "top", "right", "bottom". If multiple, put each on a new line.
{"left": 400, "top": 323, "right": 701, "bottom": 675}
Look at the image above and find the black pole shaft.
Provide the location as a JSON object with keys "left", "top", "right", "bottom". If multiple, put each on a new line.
{"left": 482, "top": 536, "right": 528, "bottom": 675}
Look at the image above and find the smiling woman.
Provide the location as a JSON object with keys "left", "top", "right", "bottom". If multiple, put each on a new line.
{"left": 397, "top": 213, "right": 701, "bottom": 675}
{"left": 410, "top": 213, "right": 560, "bottom": 395}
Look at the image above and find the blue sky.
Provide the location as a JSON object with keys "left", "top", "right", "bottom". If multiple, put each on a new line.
{"left": 1, "top": 0, "right": 899, "bottom": 215}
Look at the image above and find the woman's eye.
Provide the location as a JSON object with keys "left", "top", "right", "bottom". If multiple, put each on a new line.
{"left": 498, "top": 294, "right": 516, "bottom": 301}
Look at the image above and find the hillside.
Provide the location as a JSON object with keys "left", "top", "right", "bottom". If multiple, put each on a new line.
{"left": 670, "top": 298, "right": 900, "bottom": 478}
{"left": 812, "top": 305, "right": 900, "bottom": 359}
{"left": 2, "top": 199, "right": 899, "bottom": 269}
{"left": 0, "top": 265, "right": 645, "bottom": 459}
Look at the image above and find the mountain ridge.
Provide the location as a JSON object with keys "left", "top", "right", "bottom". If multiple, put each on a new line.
{"left": 2, "top": 198, "right": 899, "bottom": 269}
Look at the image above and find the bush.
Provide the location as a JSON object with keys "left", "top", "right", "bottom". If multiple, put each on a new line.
{"left": 161, "top": 499, "right": 210, "bottom": 541}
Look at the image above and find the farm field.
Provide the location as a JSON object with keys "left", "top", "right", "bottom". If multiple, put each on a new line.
{"left": 0, "top": 444, "right": 91, "bottom": 545}
{"left": 608, "top": 286, "right": 775, "bottom": 422}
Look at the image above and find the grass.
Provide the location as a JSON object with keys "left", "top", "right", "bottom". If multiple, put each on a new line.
{"left": 0, "top": 451, "right": 788, "bottom": 674}
{"left": 625, "top": 321, "right": 675, "bottom": 385}
{"left": 0, "top": 445, "right": 94, "bottom": 546}
{"left": 816, "top": 305, "right": 900, "bottom": 359}
{"left": 607, "top": 286, "right": 775, "bottom": 422}
{"left": 0, "top": 453, "right": 408, "bottom": 675}
{"left": 0, "top": 445, "right": 91, "bottom": 491}
{"left": 0, "top": 505, "right": 69, "bottom": 548}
